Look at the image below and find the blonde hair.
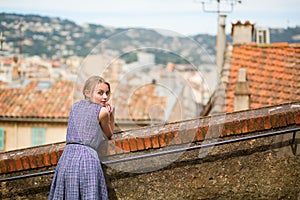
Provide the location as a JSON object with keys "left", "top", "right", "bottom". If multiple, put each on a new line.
{"left": 82, "top": 76, "right": 110, "bottom": 100}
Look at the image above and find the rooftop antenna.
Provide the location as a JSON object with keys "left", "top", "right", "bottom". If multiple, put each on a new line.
{"left": 195, "top": 0, "right": 242, "bottom": 68}
{"left": 195, "top": 0, "right": 241, "bottom": 14}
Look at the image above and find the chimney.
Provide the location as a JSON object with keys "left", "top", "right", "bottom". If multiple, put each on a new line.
{"left": 231, "top": 20, "right": 255, "bottom": 44}
{"left": 254, "top": 27, "right": 270, "bottom": 44}
{"left": 216, "top": 14, "right": 227, "bottom": 69}
{"left": 234, "top": 68, "right": 250, "bottom": 111}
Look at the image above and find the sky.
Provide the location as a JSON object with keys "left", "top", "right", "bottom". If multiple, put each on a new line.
{"left": 1, "top": 0, "right": 300, "bottom": 36}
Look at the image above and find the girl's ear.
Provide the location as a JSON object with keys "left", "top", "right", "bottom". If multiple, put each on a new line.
{"left": 84, "top": 89, "right": 90, "bottom": 98}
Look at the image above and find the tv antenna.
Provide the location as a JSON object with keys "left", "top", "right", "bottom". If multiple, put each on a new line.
{"left": 194, "top": 0, "right": 242, "bottom": 68}
{"left": 195, "top": 0, "right": 242, "bottom": 14}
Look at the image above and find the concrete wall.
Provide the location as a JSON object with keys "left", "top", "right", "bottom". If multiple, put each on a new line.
{"left": 0, "top": 134, "right": 299, "bottom": 199}
{"left": 104, "top": 135, "right": 299, "bottom": 199}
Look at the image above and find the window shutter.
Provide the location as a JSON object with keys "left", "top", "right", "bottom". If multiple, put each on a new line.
{"left": 0, "top": 128, "right": 4, "bottom": 150}
{"left": 31, "top": 127, "right": 46, "bottom": 146}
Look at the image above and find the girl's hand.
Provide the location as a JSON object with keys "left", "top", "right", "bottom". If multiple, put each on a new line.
{"left": 105, "top": 104, "right": 114, "bottom": 114}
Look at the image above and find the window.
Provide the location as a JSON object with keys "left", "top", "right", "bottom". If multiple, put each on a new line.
{"left": 0, "top": 128, "right": 4, "bottom": 150}
{"left": 31, "top": 127, "right": 46, "bottom": 146}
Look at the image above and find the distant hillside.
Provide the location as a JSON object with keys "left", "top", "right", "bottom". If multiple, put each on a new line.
{"left": 0, "top": 13, "right": 216, "bottom": 66}
{"left": 270, "top": 27, "right": 300, "bottom": 43}
{"left": 0, "top": 13, "right": 299, "bottom": 65}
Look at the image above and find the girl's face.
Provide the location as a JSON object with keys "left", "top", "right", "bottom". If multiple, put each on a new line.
{"left": 91, "top": 82, "right": 110, "bottom": 106}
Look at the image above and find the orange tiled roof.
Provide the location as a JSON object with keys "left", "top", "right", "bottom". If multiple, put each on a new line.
{"left": 0, "top": 80, "right": 74, "bottom": 119}
{"left": 225, "top": 43, "right": 300, "bottom": 112}
{"left": 128, "top": 84, "right": 166, "bottom": 121}
{"left": 112, "top": 83, "right": 166, "bottom": 122}
{"left": 0, "top": 81, "right": 8, "bottom": 88}
{"left": 0, "top": 80, "right": 166, "bottom": 122}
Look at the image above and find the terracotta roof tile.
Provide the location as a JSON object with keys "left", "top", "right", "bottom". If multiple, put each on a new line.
{"left": 112, "top": 83, "right": 166, "bottom": 122}
{"left": 0, "top": 80, "right": 73, "bottom": 119}
{"left": 225, "top": 43, "right": 300, "bottom": 112}
{"left": 1, "top": 79, "right": 169, "bottom": 122}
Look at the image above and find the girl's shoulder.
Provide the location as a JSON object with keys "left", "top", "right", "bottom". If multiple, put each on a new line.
{"left": 99, "top": 106, "right": 109, "bottom": 117}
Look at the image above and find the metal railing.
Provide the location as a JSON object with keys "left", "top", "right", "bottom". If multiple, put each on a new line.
{"left": 0, "top": 127, "right": 299, "bottom": 182}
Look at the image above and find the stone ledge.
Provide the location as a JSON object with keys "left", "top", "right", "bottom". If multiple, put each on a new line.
{"left": 0, "top": 101, "right": 299, "bottom": 174}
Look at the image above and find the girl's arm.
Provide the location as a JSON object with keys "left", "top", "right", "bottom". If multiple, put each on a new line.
{"left": 106, "top": 104, "right": 115, "bottom": 132}
{"left": 98, "top": 107, "right": 114, "bottom": 139}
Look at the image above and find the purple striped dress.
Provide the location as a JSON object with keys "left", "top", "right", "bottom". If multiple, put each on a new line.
{"left": 48, "top": 100, "right": 108, "bottom": 200}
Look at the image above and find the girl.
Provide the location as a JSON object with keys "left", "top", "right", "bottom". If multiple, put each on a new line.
{"left": 48, "top": 76, "right": 114, "bottom": 200}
